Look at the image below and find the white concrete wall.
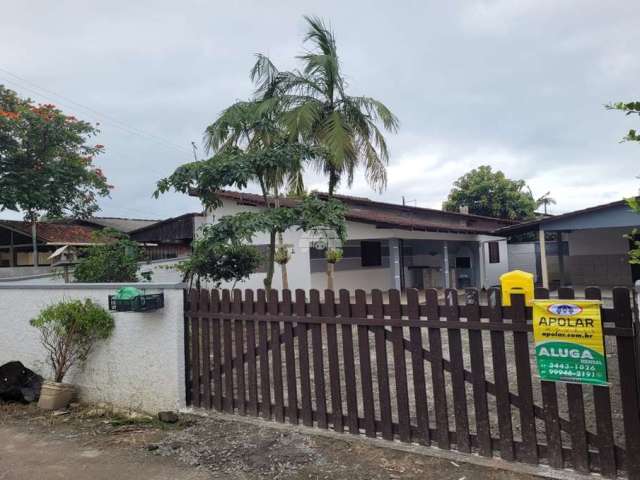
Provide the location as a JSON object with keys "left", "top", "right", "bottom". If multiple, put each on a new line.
{"left": 311, "top": 267, "right": 390, "bottom": 291}
{"left": 0, "top": 283, "right": 185, "bottom": 413}
{"left": 0, "top": 266, "right": 52, "bottom": 278}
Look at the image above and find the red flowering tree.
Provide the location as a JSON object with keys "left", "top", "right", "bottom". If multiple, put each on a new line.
{"left": 0, "top": 85, "right": 111, "bottom": 265}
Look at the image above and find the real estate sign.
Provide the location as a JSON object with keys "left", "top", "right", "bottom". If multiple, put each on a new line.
{"left": 532, "top": 300, "right": 607, "bottom": 386}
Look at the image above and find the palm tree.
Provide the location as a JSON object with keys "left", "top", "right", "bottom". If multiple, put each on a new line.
{"left": 536, "top": 191, "right": 556, "bottom": 215}
{"left": 203, "top": 100, "right": 303, "bottom": 290}
{"left": 251, "top": 16, "right": 399, "bottom": 196}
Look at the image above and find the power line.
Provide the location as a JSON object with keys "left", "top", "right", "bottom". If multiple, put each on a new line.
{"left": 0, "top": 67, "right": 193, "bottom": 155}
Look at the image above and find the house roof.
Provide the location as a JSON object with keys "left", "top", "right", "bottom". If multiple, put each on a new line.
{"left": 493, "top": 198, "right": 635, "bottom": 235}
{"left": 76, "top": 216, "right": 159, "bottom": 233}
{"left": 213, "top": 190, "right": 515, "bottom": 235}
{"left": 0, "top": 220, "right": 99, "bottom": 245}
{"left": 129, "top": 212, "right": 204, "bottom": 242}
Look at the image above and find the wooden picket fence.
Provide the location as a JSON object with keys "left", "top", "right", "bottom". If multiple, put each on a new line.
{"left": 184, "top": 286, "right": 640, "bottom": 477}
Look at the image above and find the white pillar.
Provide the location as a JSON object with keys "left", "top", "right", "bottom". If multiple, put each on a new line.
{"left": 388, "top": 238, "right": 402, "bottom": 290}
{"left": 443, "top": 241, "right": 450, "bottom": 288}
{"left": 478, "top": 242, "right": 485, "bottom": 288}
{"left": 539, "top": 226, "right": 549, "bottom": 289}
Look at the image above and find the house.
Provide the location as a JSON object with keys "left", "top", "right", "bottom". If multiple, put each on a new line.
{"left": 203, "top": 191, "right": 514, "bottom": 291}
{"left": 129, "top": 212, "right": 205, "bottom": 260}
{"left": 0, "top": 220, "right": 99, "bottom": 278}
{"left": 495, "top": 198, "right": 640, "bottom": 288}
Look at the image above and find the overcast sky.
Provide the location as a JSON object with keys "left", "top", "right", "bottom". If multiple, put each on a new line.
{"left": 1, "top": 0, "right": 639, "bottom": 221}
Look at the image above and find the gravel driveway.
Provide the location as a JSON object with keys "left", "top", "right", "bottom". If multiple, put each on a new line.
{"left": 0, "top": 403, "right": 548, "bottom": 480}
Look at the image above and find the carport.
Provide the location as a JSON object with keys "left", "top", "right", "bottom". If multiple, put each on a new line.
{"left": 495, "top": 198, "right": 640, "bottom": 288}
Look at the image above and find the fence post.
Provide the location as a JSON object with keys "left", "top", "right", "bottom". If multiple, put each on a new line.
{"left": 614, "top": 287, "right": 640, "bottom": 478}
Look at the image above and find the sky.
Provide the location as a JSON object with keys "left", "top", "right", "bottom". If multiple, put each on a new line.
{"left": 1, "top": 0, "right": 639, "bottom": 221}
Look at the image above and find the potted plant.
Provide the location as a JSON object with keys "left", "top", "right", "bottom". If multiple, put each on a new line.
{"left": 30, "top": 299, "right": 114, "bottom": 410}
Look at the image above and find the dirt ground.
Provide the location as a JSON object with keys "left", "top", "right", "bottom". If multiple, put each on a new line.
{"left": 0, "top": 402, "right": 548, "bottom": 480}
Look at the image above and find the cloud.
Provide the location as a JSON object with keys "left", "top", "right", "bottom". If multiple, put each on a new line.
{"left": 1, "top": 0, "right": 639, "bottom": 221}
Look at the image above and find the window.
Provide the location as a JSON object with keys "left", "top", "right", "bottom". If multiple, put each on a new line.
{"left": 488, "top": 241, "right": 500, "bottom": 264}
{"left": 455, "top": 257, "right": 471, "bottom": 269}
{"left": 361, "top": 241, "right": 382, "bottom": 267}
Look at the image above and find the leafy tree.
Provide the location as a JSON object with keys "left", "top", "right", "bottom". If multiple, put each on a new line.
{"left": 442, "top": 165, "right": 537, "bottom": 220}
{"left": 204, "top": 98, "right": 315, "bottom": 289}
{"left": 73, "top": 229, "right": 150, "bottom": 283}
{"left": 608, "top": 101, "right": 640, "bottom": 263}
{"left": 607, "top": 101, "right": 640, "bottom": 143}
{"left": 156, "top": 141, "right": 317, "bottom": 289}
{"left": 0, "top": 86, "right": 111, "bottom": 265}
{"left": 251, "top": 16, "right": 399, "bottom": 196}
{"left": 536, "top": 191, "right": 556, "bottom": 215}
{"left": 174, "top": 194, "right": 347, "bottom": 288}
{"left": 179, "top": 240, "right": 262, "bottom": 289}
{"left": 156, "top": 144, "right": 347, "bottom": 289}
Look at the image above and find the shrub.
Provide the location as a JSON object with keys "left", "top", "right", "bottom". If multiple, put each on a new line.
{"left": 30, "top": 299, "right": 115, "bottom": 382}
{"left": 73, "top": 229, "right": 150, "bottom": 283}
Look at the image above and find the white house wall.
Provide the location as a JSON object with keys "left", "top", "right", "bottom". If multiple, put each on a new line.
{"left": 311, "top": 267, "right": 389, "bottom": 291}
{"left": 203, "top": 200, "right": 312, "bottom": 291}
{"left": 479, "top": 237, "right": 509, "bottom": 287}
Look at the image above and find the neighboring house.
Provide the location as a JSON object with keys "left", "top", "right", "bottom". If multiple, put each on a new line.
{"left": 0, "top": 220, "right": 99, "bottom": 278}
{"left": 129, "top": 212, "right": 205, "bottom": 260}
{"left": 0, "top": 214, "right": 198, "bottom": 280}
{"left": 202, "top": 191, "right": 514, "bottom": 291}
{"left": 495, "top": 198, "right": 640, "bottom": 288}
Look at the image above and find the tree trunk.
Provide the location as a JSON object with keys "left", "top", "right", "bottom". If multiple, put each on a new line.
{"left": 326, "top": 262, "right": 334, "bottom": 290}
{"left": 328, "top": 168, "right": 339, "bottom": 197}
{"left": 264, "top": 229, "right": 276, "bottom": 290}
{"left": 278, "top": 232, "right": 289, "bottom": 290}
{"left": 31, "top": 219, "right": 39, "bottom": 267}
{"left": 280, "top": 262, "right": 289, "bottom": 290}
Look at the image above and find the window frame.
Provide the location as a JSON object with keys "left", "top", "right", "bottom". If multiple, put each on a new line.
{"left": 488, "top": 241, "right": 501, "bottom": 264}
{"left": 360, "top": 240, "right": 383, "bottom": 267}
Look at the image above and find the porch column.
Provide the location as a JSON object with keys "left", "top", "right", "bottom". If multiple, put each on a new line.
{"left": 557, "top": 232, "right": 566, "bottom": 286}
{"left": 443, "top": 240, "right": 451, "bottom": 288}
{"left": 8, "top": 230, "right": 14, "bottom": 267}
{"left": 477, "top": 241, "right": 485, "bottom": 288}
{"left": 388, "top": 238, "right": 402, "bottom": 290}
{"left": 539, "top": 226, "right": 549, "bottom": 288}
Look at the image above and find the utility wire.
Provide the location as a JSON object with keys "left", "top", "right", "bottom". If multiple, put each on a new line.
{"left": 0, "top": 67, "right": 193, "bottom": 155}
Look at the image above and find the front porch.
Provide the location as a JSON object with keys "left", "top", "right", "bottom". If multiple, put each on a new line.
{"left": 309, "top": 237, "right": 505, "bottom": 291}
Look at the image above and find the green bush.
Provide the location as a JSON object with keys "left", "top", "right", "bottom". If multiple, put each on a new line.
{"left": 73, "top": 229, "right": 150, "bottom": 283}
{"left": 30, "top": 299, "right": 115, "bottom": 382}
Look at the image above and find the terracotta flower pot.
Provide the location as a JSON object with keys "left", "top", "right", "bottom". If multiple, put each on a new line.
{"left": 37, "top": 380, "right": 75, "bottom": 410}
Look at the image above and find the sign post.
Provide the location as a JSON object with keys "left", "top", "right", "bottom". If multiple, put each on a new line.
{"left": 532, "top": 299, "right": 608, "bottom": 386}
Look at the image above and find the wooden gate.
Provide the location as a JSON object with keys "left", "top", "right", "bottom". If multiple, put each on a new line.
{"left": 184, "top": 287, "right": 640, "bottom": 477}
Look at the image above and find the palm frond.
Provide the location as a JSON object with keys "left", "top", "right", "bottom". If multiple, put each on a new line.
{"left": 349, "top": 96, "right": 399, "bottom": 132}
{"left": 282, "top": 99, "right": 323, "bottom": 141}
{"left": 363, "top": 141, "right": 387, "bottom": 192}
{"left": 303, "top": 16, "right": 337, "bottom": 57}
{"left": 320, "top": 110, "right": 356, "bottom": 170}
{"left": 251, "top": 54, "right": 280, "bottom": 98}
